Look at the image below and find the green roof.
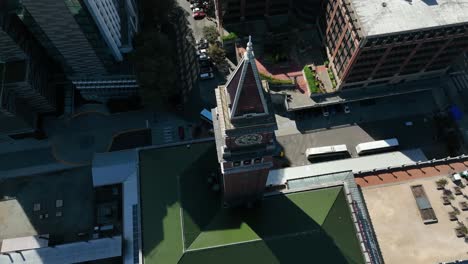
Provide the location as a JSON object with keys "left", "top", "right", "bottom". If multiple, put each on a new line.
{"left": 140, "top": 142, "right": 364, "bottom": 264}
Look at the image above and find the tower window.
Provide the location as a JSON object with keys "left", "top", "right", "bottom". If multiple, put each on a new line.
{"left": 243, "top": 160, "right": 252, "bottom": 165}
{"left": 233, "top": 161, "right": 241, "bottom": 167}
{"left": 254, "top": 158, "right": 262, "bottom": 164}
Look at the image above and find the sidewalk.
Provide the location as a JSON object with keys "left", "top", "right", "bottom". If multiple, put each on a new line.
{"left": 45, "top": 110, "right": 194, "bottom": 165}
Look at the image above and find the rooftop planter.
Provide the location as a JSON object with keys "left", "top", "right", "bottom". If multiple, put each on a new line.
{"left": 436, "top": 178, "right": 448, "bottom": 190}
{"left": 259, "top": 73, "right": 294, "bottom": 86}
{"left": 221, "top": 32, "right": 238, "bottom": 42}
{"left": 455, "top": 224, "right": 467, "bottom": 238}
{"left": 303, "top": 65, "right": 320, "bottom": 94}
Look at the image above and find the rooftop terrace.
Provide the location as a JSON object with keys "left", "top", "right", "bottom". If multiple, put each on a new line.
{"left": 351, "top": 0, "right": 468, "bottom": 36}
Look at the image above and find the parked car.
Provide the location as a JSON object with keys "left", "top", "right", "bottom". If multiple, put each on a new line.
{"left": 343, "top": 104, "right": 351, "bottom": 114}
{"left": 330, "top": 105, "right": 336, "bottom": 115}
{"left": 193, "top": 11, "right": 206, "bottom": 20}
{"left": 196, "top": 49, "right": 207, "bottom": 56}
{"left": 190, "top": 2, "right": 202, "bottom": 9}
{"left": 198, "top": 53, "right": 210, "bottom": 61}
{"left": 199, "top": 60, "right": 212, "bottom": 67}
{"left": 200, "top": 66, "right": 213, "bottom": 73}
{"left": 197, "top": 39, "right": 209, "bottom": 49}
{"left": 322, "top": 107, "right": 329, "bottom": 117}
{"left": 200, "top": 72, "right": 215, "bottom": 80}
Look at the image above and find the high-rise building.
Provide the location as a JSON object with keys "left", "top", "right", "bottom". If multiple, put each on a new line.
{"left": 319, "top": 0, "right": 468, "bottom": 90}
{"left": 213, "top": 38, "right": 277, "bottom": 206}
{"left": 168, "top": 7, "right": 198, "bottom": 103}
{"left": 0, "top": 6, "right": 59, "bottom": 133}
{"left": 292, "top": 0, "right": 321, "bottom": 24}
{"left": 214, "top": 0, "right": 292, "bottom": 28}
{"left": 18, "top": 0, "right": 138, "bottom": 78}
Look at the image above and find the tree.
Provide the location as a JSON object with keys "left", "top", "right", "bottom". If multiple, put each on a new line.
{"left": 436, "top": 178, "right": 448, "bottom": 189}
{"left": 208, "top": 45, "right": 226, "bottom": 66}
{"left": 202, "top": 26, "right": 219, "bottom": 44}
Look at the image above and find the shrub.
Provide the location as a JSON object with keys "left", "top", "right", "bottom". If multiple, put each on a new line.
{"left": 259, "top": 73, "right": 293, "bottom": 85}
{"left": 203, "top": 26, "right": 219, "bottom": 44}
{"left": 327, "top": 68, "right": 337, "bottom": 88}
{"left": 436, "top": 178, "right": 448, "bottom": 186}
{"left": 303, "top": 66, "right": 319, "bottom": 94}
{"left": 222, "top": 32, "right": 238, "bottom": 41}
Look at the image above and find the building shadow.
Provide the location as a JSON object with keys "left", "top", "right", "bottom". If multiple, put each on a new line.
{"left": 0, "top": 166, "right": 95, "bottom": 245}
{"left": 196, "top": 188, "right": 362, "bottom": 263}
{"left": 421, "top": 0, "right": 438, "bottom": 6}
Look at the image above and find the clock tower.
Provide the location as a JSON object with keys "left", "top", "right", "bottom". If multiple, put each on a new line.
{"left": 212, "top": 37, "right": 277, "bottom": 207}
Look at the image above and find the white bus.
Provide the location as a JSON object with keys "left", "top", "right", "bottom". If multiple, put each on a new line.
{"left": 200, "top": 109, "right": 213, "bottom": 124}
{"left": 355, "top": 138, "right": 399, "bottom": 156}
{"left": 305, "top": 144, "right": 349, "bottom": 161}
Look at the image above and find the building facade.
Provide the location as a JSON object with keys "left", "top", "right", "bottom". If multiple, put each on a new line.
{"left": 168, "top": 7, "right": 198, "bottom": 103}
{"left": 0, "top": 5, "right": 59, "bottom": 133}
{"left": 214, "top": 0, "right": 292, "bottom": 27}
{"left": 319, "top": 0, "right": 468, "bottom": 90}
{"left": 292, "top": 0, "right": 321, "bottom": 24}
{"left": 18, "top": 0, "right": 138, "bottom": 78}
{"left": 213, "top": 38, "right": 278, "bottom": 206}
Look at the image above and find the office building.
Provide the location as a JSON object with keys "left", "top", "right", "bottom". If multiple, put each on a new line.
{"left": 214, "top": 0, "right": 292, "bottom": 27}
{"left": 18, "top": 0, "right": 138, "bottom": 78}
{"left": 319, "top": 0, "right": 468, "bottom": 89}
{"left": 0, "top": 6, "right": 58, "bottom": 134}
{"left": 292, "top": 0, "right": 321, "bottom": 24}
{"left": 168, "top": 7, "right": 198, "bottom": 103}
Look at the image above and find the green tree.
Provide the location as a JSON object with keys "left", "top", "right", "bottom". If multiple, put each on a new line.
{"left": 208, "top": 45, "right": 226, "bottom": 66}
{"left": 202, "top": 26, "right": 219, "bottom": 44}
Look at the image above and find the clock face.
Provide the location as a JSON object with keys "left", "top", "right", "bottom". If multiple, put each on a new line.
{"left": 235, "top": 134, "right": 263, "bottom": 146}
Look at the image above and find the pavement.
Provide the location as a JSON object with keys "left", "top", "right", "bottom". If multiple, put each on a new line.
{"left": 315, "top": 65, "right": 334, "bottom": 93}
{"left": 274, "top": 90, "right": 450, "bottom": 166}
{"left": 177, "top": 0, "right": 216, "bottom": 45}
{"left": 42, "top": 108, "right": 194, "bottom": 165}
{"left": 285, "top": 77, "right": 443, "bottom": 110}
{"left": 361, "top": 172, "right": 468, "bottom": 264}
{"left": 276, "top": 90, "right": 438, "bottom": 135}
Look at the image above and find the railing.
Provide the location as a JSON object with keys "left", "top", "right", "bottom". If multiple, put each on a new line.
{"left": 355, "top": 154, "right": 468, "bottom": 176}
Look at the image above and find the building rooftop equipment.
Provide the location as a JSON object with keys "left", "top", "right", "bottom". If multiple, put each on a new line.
{"left": 0, "top": 235, "right": 49, "bottom": 253}
{"left": 350, "top": 0, "right": 468, "bottom": 36}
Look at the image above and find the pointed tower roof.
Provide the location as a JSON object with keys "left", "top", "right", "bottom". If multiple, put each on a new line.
{"left": 225, "top": 36, "right": 269, "bottom": 119}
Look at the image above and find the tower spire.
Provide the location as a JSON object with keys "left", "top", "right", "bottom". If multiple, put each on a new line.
{"left": 245, "top": 36, "right": 254, "bottom": 59}
{"left": 224, "top": 36, "right": 268, "bottom": 118}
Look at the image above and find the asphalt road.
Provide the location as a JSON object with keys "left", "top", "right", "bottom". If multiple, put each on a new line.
{"left": 177, "top": 0, "right": 216, "bottom": 41}
{"left": 176, "top": 0, "right": 227, "bottom": 113}
{"left": 275, "top": 91, "right": 449, "bottom": 166}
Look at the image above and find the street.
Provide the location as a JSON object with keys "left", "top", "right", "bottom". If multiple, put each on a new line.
{"left": 176, "top": 0, "right": 227, "bottom": 115}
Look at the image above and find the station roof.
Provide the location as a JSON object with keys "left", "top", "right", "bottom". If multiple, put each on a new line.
{"left": 268, "top": 149, "right": 427, "bottom": 186}
{"left": 139, "top": 142, "right": 364, "bottom": 264}
{"left": 350, "top": 0, "right": 468, "bottom": 36}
